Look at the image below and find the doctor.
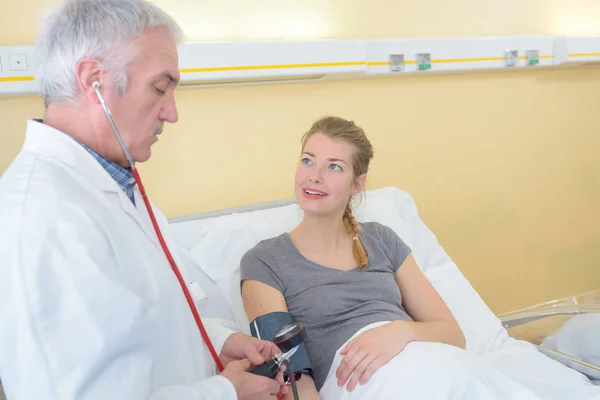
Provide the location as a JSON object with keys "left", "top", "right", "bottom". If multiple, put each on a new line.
{"left": 0, "top": 0, "right": 286, "bottom": 399}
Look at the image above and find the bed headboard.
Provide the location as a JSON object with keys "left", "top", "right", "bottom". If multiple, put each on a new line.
{"left": 168, "top": 198, "right": 297, "bottom": 223}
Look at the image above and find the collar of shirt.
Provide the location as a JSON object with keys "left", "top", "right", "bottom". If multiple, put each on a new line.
{"left": 76, "top": 140, "right": 137, "bottom": 205}
{"left": 33, "top": 119, "right": 137, "bottom": 205}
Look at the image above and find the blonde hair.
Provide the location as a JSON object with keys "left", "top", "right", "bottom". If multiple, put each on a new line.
{"left": 301, "top": 116, "right": 374, "bottom": 268}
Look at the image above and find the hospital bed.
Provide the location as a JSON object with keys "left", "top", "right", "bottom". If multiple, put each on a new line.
{"left": 167, "top": 186, "right": 600, "bottom": 393}
{"left": 0, "top": 187, "right": 597, "bottom": 400}
{"left": 500, "top": 290, "right": 600, "bottom": 383}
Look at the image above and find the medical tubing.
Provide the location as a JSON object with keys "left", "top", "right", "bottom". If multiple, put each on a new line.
{"left": 131, "top": 168, "right": 225, "bottom": 373}
{"left": 283, "top": 360, "right": 299, "bottom": 400}
{"left": 92, "top": 83, "right": 135, "bottom": 169}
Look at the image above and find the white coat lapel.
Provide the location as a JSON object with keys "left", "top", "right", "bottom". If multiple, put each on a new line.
{"left": 111, "top": 185, "right": 164, "bottom": 250}
{"left": 22, "top": 120, "right": 163, "bottom": 250}
{"left": 23, "top": 120, "right": 207, "bottom": 304}
{"left": 132, "top": 191, "right": 206, "bottom": 302}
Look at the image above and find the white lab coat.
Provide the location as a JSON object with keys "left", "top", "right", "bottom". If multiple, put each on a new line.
{"left": 0, "top": 120, "right": 237, "bottom": 400}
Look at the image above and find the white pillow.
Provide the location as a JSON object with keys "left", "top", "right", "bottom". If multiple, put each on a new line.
{"left": 172, "top": 186, "right": 508, "bottom": 352}
{"left": 172, "top": 242, "right": 239, "bottom": 327}
{"left": 185, "top": 205, "right": 303, "bottom": 333}
{"left": 542, "top": 314, "right": 600, "bottom": 368}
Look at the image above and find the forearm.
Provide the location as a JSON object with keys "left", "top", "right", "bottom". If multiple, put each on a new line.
{"left": 204, "top": 318, "right": 236, "bottom": 358}
{"left": 283, "top": 375, "right": 321, "bottom": 400}
{"left": 403, "top": 320, "right": 466, "bottom": 349}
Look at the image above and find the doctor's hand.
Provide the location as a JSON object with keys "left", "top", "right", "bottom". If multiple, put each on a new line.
{"left": 220, "top": 332, "right": 282, "bottom": 367}
{"left": 220, "top": 333, "right": 288, "bottom": 397}
{"left": 335, "top": 320, "right": 413, "bottom": 392}
{"left": 221, "top": 358, "right": 288, "bottom": 399}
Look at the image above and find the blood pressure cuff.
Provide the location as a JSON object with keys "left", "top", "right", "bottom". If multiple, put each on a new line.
{"left": 250, "top": 312, "right": 313, "bottom": 379}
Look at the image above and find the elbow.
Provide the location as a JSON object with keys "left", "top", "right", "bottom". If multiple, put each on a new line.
{"left": 440, "top": 319, "right": 466, "bottom": 349}
{"left": 457, "top": 333, "right": 467, "bottom": 350}
{"left": 455, "top": 323, "right": 466, "bottom": 349}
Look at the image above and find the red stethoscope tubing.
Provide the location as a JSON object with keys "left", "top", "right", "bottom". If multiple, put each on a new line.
{"left": 134, "top": 168, "right": 287, "bottom": 399}
{"left": 132, "top": 168, "right": 225, "bottom": 372}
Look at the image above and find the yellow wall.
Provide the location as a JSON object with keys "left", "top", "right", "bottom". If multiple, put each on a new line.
{"left": 2, "top": 0, "right": 600, "bottom": 314}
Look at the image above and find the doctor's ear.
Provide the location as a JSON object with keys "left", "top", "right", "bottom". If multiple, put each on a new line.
{"left": 74, "top": 57, "right": 105, "bottom": 102}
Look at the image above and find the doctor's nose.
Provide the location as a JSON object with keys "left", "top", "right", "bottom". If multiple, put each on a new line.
{"left": 160, "top": 97, "right": 179, "bottom": 123}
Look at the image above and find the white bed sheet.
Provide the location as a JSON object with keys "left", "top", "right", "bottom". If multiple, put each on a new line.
{"left": 169, "top": 186, "right": 600, "bottom": 398}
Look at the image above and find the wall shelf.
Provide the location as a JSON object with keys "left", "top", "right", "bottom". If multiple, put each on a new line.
{"left": 0, "top": 36, "right": 599, "bottom": 96}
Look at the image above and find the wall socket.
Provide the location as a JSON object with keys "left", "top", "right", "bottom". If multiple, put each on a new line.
{"left": 505, "top": 50, "right": 519, "bottom": 67}
{"left": 525, "top": 49, "right": 540, "bottom": 66}
{"left": 416, "top": 53, "right": 432, "bottom": 70}
{"left": 9, "top": 54, "right": 28, "bottom": 71}
{"left": 388, "top": 54, "right": 405, "bottom": 72}
{"left": 0, "top": 45, "right": 39, "bottom": 96}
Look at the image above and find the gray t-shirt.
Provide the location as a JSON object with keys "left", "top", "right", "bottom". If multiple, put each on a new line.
{"left": 240, "top": 222, "right": 413, "bottom": 390}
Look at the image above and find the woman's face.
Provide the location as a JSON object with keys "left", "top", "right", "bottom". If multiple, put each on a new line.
{"left": 295, "top": 133, "right": 363, "bottom": 217}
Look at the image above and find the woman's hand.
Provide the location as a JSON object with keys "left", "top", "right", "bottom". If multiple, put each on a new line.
{"left": 335, "top": 321, "right": 413, "bottom": 391}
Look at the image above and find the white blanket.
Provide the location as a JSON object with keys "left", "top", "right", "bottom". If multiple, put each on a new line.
{"left": 319, "top": 322, "right": 600, "bottom": 400}
{"left": 168, "top": 187, "right": 600, "bottom": 398}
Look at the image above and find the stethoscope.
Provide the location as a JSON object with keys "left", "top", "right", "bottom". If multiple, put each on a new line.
{"left": 91, "top": 81, "right": 225, "bottom": 371}
{"left": 92, "top": 81, "right": 304, "bottom": 399}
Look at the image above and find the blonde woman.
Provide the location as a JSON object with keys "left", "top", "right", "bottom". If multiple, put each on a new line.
{"left": 240, "top": 117, "right": 596, "bottom": 399}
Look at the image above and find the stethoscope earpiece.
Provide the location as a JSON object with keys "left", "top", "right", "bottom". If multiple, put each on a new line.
{"left": 91, "top": 80, "right": 135, "bottom": 169}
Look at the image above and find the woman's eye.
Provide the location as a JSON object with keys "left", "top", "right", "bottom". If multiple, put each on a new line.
{"left": 301, "top": 158, "right": 312, "bottom": 164}
{"left": 330, "top": 163, "right": 342, "bottom": 171}
{"left": 155, "top": 87, "right": 166, "bottom": 95}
